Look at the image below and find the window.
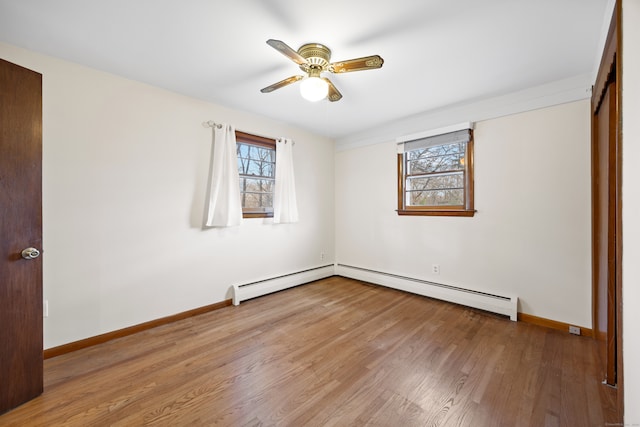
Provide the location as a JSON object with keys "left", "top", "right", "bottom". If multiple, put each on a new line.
{"left": 397, "top": 127, "right": 475, "bottom": 217}
{"left": 236, "top": 131, "right": 276, "bottom": 218}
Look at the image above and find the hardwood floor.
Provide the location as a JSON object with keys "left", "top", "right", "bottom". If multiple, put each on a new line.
{"left": 0, "top": 277, "right": 618, "bottom": 426}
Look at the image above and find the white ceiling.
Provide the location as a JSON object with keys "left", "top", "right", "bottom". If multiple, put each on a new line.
{"left": 0, "top": 0, "right": 610, "bottom": 142}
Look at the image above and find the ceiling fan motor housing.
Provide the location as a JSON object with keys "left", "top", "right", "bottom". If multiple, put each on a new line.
{"left": 298, "top": 43, "right": 331, "bottom": 72}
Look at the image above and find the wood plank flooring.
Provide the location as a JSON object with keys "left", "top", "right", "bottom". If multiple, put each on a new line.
{"left": 0, "top": 276, "right": 619, "bottom": 426}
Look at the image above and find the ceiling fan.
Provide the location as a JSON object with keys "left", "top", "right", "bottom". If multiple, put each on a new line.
{"left": 260, "top": 39, "right": 384, "bottom": 102}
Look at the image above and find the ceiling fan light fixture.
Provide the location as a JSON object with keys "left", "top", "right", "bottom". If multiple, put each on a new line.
{"left": 261, "top": 39, "right": 383, "bottom": 102}
{"left": 300, "top": 76, "right": 328, "bottom": 102}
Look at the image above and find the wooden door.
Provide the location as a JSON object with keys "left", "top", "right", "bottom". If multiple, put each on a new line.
{"left": 0, "top": 58, "right": 43, "bottom": 414}
{"left": 591, "top": 3, "right": 621, "bottom": 393}
{"left": 593, "top": 80, "right": 617, "bottom": 386}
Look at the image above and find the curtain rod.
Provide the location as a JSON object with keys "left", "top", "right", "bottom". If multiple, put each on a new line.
{"left": 203, "top": 120, "right": 223, "bottom": 129}
{"left": 202, "top": 121, "right": 294, "bottom": 145}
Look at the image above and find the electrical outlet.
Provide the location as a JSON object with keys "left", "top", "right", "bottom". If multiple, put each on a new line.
{"left": 44, "top": 300, "right": 49, "bottom": 318}
{"left": 432, "top": 264, "right": 440, "bottom": 275}
{"left": 320, "top": 251, "right": 325, "bottom": 261}
{"left": 569, "top": 325, "right": 581, "bottom": 335}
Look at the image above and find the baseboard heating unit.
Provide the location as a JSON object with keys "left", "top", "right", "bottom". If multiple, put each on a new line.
{"left": 335, "top": 264, "right": 518, "bottom": 321}
{"left": 232, "top": 265, "right": 335, "bottom": 306}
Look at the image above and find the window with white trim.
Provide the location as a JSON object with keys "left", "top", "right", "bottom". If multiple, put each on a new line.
{"left": 397, "top": 127, "right": 475, "bottom": 217}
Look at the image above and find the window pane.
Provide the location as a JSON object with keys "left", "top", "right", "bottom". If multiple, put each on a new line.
{"left": 243, "top": 193, "right": 262, "bottom": 208}
{"left": 407, "top": 172, "right": 464, "bottom": 206}
{"left": 239, "top": 178, "right": 274, "bottom": 193}
{"left": 237, "top": 138, "right": 276, "bottom": 214}
{"left": 239, "top": 178, "right": 274, "bottom": 208}
{"left": 244, "top": 159, "right": 274, "bottom": 177}
{"left": 407, "top": 173, "right": 463, "bottom": 191}
{"left": 242, "top": 193, "right": 273, "bottom": 209}
{"left": 409, "top": 189, "right": 464, "bottom": 206}
{"left": 407, "top": 143, "right": 465, "bottom": 174}
{"left": 237, "top": 143, "right": 275, "bottom": 178}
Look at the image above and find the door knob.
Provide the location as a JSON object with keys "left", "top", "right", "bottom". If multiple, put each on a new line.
{"left": 21, "top": 247, "right": 40, "bottom": 260}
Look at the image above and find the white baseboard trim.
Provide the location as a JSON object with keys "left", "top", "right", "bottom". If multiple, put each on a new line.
{"left": 335, "top": 264, "right": 518, "bottom": 321}
{"left": 232, "top": 265, "right": 335, "bottom": 306}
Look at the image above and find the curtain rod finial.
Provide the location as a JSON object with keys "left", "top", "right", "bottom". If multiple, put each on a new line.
{"left": 203, "top": 120, "right": 223, "bottom": 129}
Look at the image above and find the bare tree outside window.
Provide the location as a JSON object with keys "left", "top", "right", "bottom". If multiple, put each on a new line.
{"left": 406, "top": 143, "right": 465, "bottom": 206}
{"left": 235, "top": 131, "right": 276, "bottom": 218}
{"left": 397, "top": 128, "right": 475, "bottom": 217}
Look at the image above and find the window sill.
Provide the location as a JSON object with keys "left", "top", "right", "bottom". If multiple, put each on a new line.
{"left": 396, "top": 209, "right": 476, "bottom": 217}
{"left": 242, "top": 211, "right": 274, "bottom": 219}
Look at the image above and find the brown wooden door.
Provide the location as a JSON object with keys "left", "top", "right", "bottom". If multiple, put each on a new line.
{"left": 592, "top": 79, "right": 617, "bottom": 386}
{"left": 591, "top": 4, "right": 623, "bottom": 418}
{"left": 0, "top": 58, "right": 43, "bottom": 414}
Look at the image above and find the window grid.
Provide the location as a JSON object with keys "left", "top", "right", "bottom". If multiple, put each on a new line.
{"left": 235, "top": 131, "right": 276, "bottom": 218}
{"left": 397, "top": 130, "right": 475, "bottom": 217}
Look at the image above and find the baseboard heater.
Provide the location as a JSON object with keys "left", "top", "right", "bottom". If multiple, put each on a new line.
{"left": 232, "top": 265, "right": 335, "bottom": 306}
{"left": 335, "top": 264, "right": 518, "bottom": 321}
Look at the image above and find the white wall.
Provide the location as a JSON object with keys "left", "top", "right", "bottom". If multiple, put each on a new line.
{"left": 0, "top": 42, "right": 335, "bottom": 349}
{"left": 335, "top": 100, "right": 592, "bottom": 327}
{"left": 622, "top": 0, "right": 640, "bottom": 422}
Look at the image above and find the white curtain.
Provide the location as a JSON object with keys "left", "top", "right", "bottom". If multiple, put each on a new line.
{"left": 204, "top": 124, "right": 242, "bottom": 227}
{"left": 273, "top": 137, "right": 299, "bottom": 223}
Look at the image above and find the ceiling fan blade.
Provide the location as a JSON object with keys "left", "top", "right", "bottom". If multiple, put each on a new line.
{"left": 322, "top": 78, "right": 343, "bottom": 102}
{"left": 260, "top": 75, "right": 304, "bottom": 93}
{"left": 266, "top": 39, "right": 307, "bottom": 65}
{"left": 329, "top": 55, "right": 384, "bottom": 73}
